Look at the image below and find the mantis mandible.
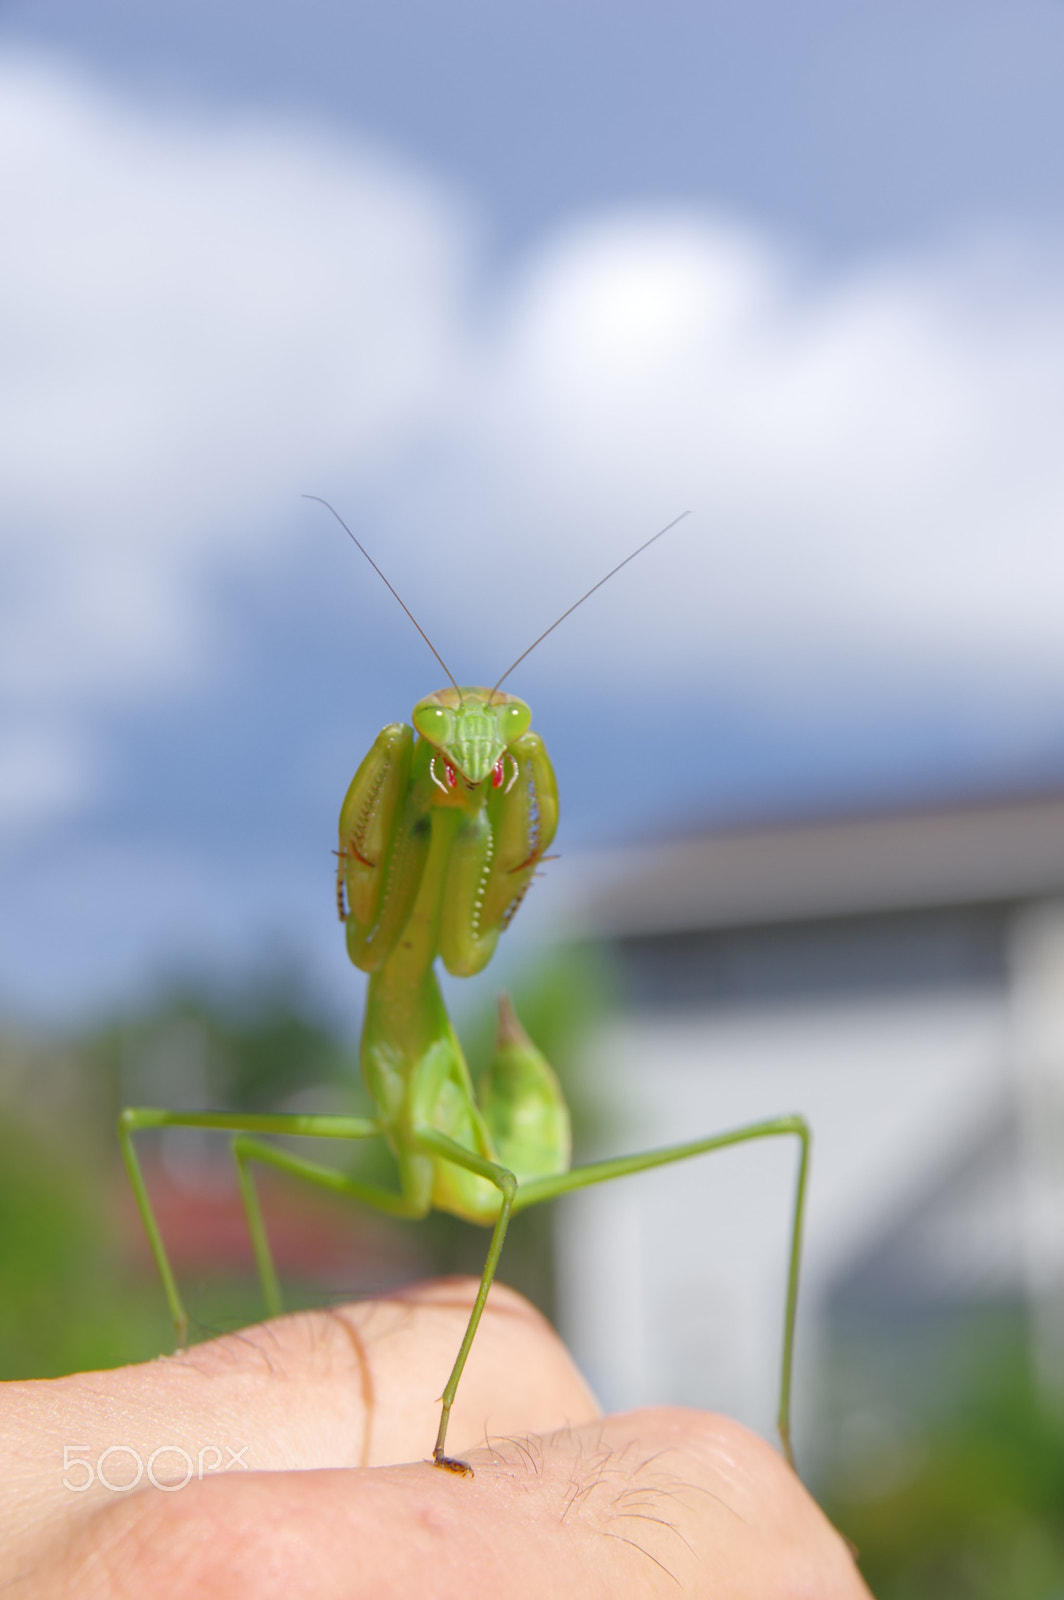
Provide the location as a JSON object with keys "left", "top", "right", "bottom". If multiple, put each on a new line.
{"left": 120, "top": 504, "right": 811, "bottom": 1473}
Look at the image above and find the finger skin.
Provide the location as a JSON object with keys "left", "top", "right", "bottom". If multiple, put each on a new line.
{"left": 0, "top": 1278, "right": 598, "bottom": 1582}
{"left": 0, "top": 1279, "right": 871, "bottom": 1598}
{"left": 17, "top": 1411, "right": 871, "bottom": 1600}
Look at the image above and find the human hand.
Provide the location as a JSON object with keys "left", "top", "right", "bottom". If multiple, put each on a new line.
{"left": 0, "top": 1278, "right": 870, "bottom": 1597}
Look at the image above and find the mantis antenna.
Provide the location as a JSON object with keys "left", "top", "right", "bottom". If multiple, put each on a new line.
{"left": 488, "top": 509, "right": 691, "bottom": 701}
{"left": 303, "top": 494, "right": 462, "bottom": 697}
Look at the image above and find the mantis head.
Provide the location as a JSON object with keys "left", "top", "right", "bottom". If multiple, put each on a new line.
{"left": 413, "top": 687, "right": 532, "bottom": 786}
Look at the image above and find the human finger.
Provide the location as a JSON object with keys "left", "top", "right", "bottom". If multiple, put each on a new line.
{"left": 21, "top": 1406, "right": 870, "bottom": 1600}
{"left": 0, "top": 1277, "right": 599, "bottom": 1584}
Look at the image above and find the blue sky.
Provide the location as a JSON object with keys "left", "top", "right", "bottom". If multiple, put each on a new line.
{"left": 3, "top": 2, "right": 1064, "bottom": 1021}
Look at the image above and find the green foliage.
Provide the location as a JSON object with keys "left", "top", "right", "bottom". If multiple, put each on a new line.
{"left": 824, "top": 1317, "right": 1064, "bottom": 1600}
{"left": 0, "top": 1102, "right": 172, "bottom": 1377}
{"left": 0, "top": 972, "right": 361, "bottom": 1379}
{"left": 0, "top": 1111, "right": 95, "bottom": 1368}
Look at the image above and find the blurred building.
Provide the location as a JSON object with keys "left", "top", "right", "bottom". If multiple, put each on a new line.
{"left": 556, "top": 788, "right": 1064, "bottom": 1454}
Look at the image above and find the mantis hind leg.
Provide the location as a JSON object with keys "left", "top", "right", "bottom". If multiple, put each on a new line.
{"left": 118, "top": 1106, "right": 402, "bottom": 1345}
{"left": 512, "top": 1114, "right": 811, "bottom": 1469}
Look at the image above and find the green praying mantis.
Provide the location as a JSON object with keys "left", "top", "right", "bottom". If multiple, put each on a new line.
{"left": 119, "top": 503, "right": 811, "bottom": 1474}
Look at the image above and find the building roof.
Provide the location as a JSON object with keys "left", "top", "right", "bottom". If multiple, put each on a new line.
{"left": 582, "top": 788, "right": 1064, "bottom": 938}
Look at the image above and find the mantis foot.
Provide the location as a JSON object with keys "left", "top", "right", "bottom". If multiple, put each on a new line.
{"left": 432, "top": 1449, "right": 474, "bottom": 1477}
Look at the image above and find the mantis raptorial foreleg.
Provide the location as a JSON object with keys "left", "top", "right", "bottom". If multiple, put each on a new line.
{"left": 121, "top": 505, "right": 813, "bottom": 1473}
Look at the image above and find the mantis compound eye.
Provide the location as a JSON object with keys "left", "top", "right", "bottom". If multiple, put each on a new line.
{"left": 496, "top": 699, "right": 531, "bottom": 744}
{"left": 413, "top": 701, "right": 455, "bottom": 746}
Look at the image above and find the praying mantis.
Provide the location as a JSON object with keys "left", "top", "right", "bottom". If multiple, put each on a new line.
{"left": 119, "top": 503, "right": 811, "bottom": 1473}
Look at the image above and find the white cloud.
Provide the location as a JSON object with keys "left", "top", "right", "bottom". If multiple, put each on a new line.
{"left": 4, "top": 47, "right": 1064, "bottom": 825}
{"left": 0, "top": 52, "right": 470, "bottom": 707}
{"left": 435, "top": 218, "right": 1064, "bottom": 691}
